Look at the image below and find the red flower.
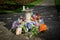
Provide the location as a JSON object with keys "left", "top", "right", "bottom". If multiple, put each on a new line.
{"left": 35, "top": 13, "right": 40, "bottom": 20}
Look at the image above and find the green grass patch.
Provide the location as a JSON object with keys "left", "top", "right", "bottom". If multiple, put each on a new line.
{"left": 0, "top": 0, "right": 43, "bottom": 13}
{"left": 27, "top": 0, "right": 42, "bottom": 5}
{"left": 55, "top": 0, "right": 60, "bottom": 5}
{"left": 0, "top": 5, "right": 34, "bottom": 13}
{"left": 55, "top": 0, "right": 60, "bottom": 12}
{"left": 0, "top": 10, "right": 15, "bottom": 14}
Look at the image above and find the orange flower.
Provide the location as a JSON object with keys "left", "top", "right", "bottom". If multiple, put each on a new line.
{"left": 39, "top": 24, "right": 47, "bottom": 32}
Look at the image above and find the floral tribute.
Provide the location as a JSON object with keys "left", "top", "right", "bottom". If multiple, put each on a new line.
{"left": 10, "top": 6, "right": 48, "bottom": 38}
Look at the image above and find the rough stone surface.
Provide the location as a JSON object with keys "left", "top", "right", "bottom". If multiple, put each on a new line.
{"left": 0, "top": 22, "right": 21, "bottom": 40}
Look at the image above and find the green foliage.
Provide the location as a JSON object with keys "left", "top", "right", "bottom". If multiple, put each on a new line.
{"left": 0, "top": 0, "right": 43, "bottom": 13}
{"left": 30, "top": 26, "right": 38, "bottom": 38}
{"left": 27, "top": 0, "right": 42, "bottom": 5}
{"left": 55, "top": 0, "right": 60, "bottom": 12}
{"left": 14, "top": 7, "right": 22, "bottom": 13}
{"left": 55, "top": 0, "right": 60, "bottom": 5}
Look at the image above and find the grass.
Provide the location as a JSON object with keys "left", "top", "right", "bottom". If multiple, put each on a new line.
{"left": 0, "top": 5, "right": 34, "bottom": 13}
{"left": 0, "top": 10, "right": 15, "bottom": 14}
{"left": 55, "top": 0, "right": 60, "bottom": 5}
{"left": 27, "top": 0, "right": 42, "bottom": 5}
{"left": 55, "top": 0, "right": 60, "bottom": 12}
{"left": 0, "top": 0, "right": 43, "bottom": 13}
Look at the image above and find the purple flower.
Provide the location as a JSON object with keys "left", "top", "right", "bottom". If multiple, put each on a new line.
{"left": 11, "top": 20, "right": 19, "bottom": 29}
